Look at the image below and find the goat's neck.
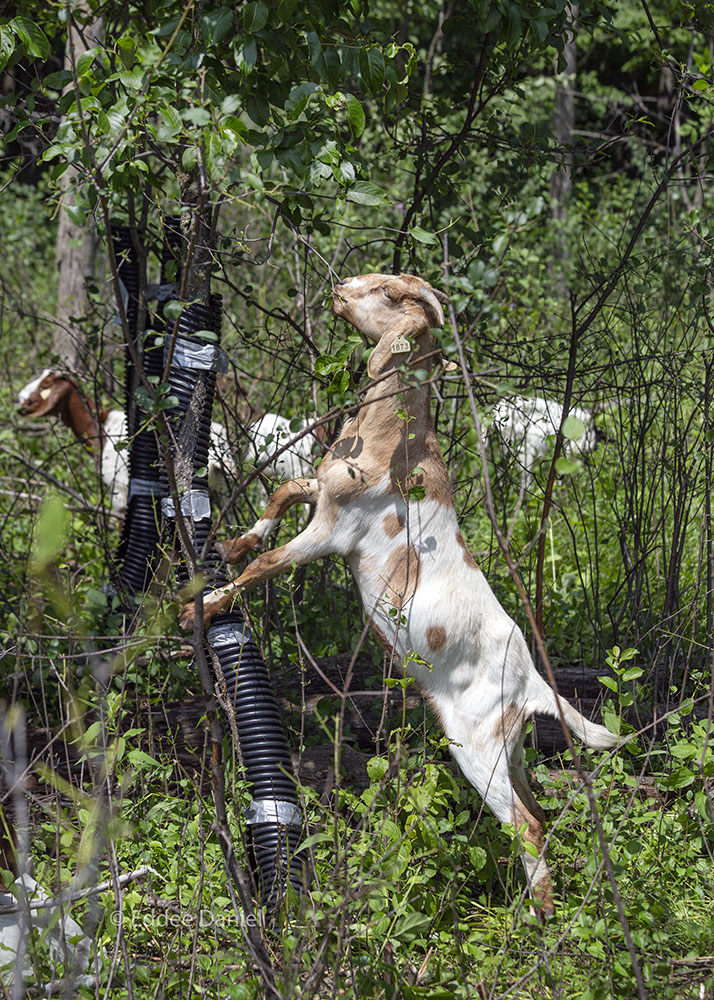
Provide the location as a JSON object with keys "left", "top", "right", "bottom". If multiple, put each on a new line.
{"left": 59, "top": 386, "right": 103, "bottom": 454}
{"left": 361, "top": 323, "right": 434, "bottom": 434}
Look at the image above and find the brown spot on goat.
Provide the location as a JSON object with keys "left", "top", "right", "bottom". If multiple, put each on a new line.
{"left": 382, "top": 512, "right": 405, "bottom": 538}
{"left": 456, "top": 533, "right": 479, "bottom": 570}
{"left": 369, "top": 619, "right": 393, "bottom": 653}
{"left": 426, "top": 625, "right": 446, "bottom": 650}
{"left": 494, "top": 702, "right": 522, "bottom": 742}
{"left": 513, "top": 801, "right": 553, "bottom": 916}
{"left": 382, "top": 542, "right": 420, "bottom": 609}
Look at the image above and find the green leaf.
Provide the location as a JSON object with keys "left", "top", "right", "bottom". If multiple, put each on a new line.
{"left": 315, "top": 353, "right": 339, "bottom": 375}
{"left": 598, "top": 675, "right": 618, "bottom": 693}
{"left": 65, "top": 204, "right": 88, "bottom": 227}
{"left": 119, "top": 69, "right": 144, "bottom": 90}
{"left": 393, "top": 911, "right": 431, "bottom": 943}
{"left": 602, "top": 709, "right": 620, "bottom": 735}
{"left": 202, "top": 7, "right": 233, "bottom": 44}
{"left": 662, "top": 767, "right": 695, "bottom": 790}
{"left": 30, "top": 495, "right": 67, "bottom": 572}
{"left": 221, "top": 115, "right": 248, "bottom": 141}
{"left": 621, "top": 665, "right": 643, "bottom": 682}
{"left": 285, "top": 81, "right": 319, "bottom": 117}
{"left": 163, "top": 299, "right": 183, "bottom": 322}
{"left": 346, "top": 180, "right": 388, "bottom": 206}
{"left": 244, "top": 1, "right": 269, "bottom": 33}
{"left": 555, "top": 456, "right": 579, "bottom": 475}
{"left": 358, "top": 45, "right": 385, "bottom": 94}
{"left": 409, "top": 225, "right": 439, "bottom": 245}
{"left": 10, "top": 17, "right": 50, "bottom": 60}
{"left": 237, "top": 37, "right": 257, "bottom": 72}
{"left": 344, "top": 93, "right": 365, "bottom": 138}
{"left": 306, "top": 31, "right": 326, "bottom": 76}
{"left": 692, "top": 79, "right": 709, "bottom": 91}
{"left": 45, "top": 70, "right": 72, "bottom": 90}
{"left": 159, "top": 104, "right": 182, "bottom": 135}
{"left": 561, "top": 415, "right": 586, "bottom": 440}
{"left": 0, "top": 26, "right": 15, "bottom": 73}
{"left": 76, "top": 47, "right": 101, "bottom": 77}
{"left": 367, "top": 756, "right": 388, "bottom": 781}
{"left": 126, "top": 749, "right": 161, "bottom": 769}
{"left": 245, "top": 94, "right": 269, "bottom": 126}
{"left": 182, "top": 145, "right": 199, "bottom": 169}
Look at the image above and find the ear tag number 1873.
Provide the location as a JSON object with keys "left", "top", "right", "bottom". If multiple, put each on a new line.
{"left": 391, "top": 336, "right": 411, "bottom": 355}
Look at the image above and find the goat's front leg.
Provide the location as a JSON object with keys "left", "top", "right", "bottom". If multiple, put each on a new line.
{"left": 217, "top": 477, "right": 317, "bottom": 564}
{"left": 180, "top": 508, "right": 336, "bottom": 630}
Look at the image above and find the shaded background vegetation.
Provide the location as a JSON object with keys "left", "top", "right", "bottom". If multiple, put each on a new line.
{"left": 1, "top": 0, "right": 714, "bottom": 997}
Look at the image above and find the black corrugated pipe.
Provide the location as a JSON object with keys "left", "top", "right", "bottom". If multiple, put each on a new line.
{"left": 161, "top": 296, "right": 305, "bottom": 913}
{"left": 112, "top": 223, "right": 179, "bottom": 597}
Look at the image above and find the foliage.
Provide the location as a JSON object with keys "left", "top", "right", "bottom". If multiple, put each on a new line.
{"left": 1, "top": 0, "right": 714, "bottom": 996}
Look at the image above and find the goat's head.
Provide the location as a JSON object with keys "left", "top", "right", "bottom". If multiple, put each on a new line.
{"left": 17, "top": 370, "right": 76, "bottom": 417}
{"left": 332, "top": 273, "right": 448, "bottom": 378}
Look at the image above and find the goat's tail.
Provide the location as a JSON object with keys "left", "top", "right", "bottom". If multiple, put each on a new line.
{"left": 529, "top": 674, "right": 618, "bottom": 750}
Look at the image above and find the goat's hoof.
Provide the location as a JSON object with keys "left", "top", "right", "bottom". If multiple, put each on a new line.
{"left": 179, "top": 602, "right": 198, "bottom": 632}
{"left": 216, "top": 536, "right": 253, "bottom": 564}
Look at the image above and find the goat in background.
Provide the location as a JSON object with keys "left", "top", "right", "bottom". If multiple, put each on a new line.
{"left": 181, "top": 272, "right": 617, "bottom": 915}
{"left": 488, "top": 394, "right": 598, "bottom": 475}
{"left": 16, "top": 370, "right": 233, "bottom": 513}
{"left": 245, "top": 412, "right": 316, "bottom": 483}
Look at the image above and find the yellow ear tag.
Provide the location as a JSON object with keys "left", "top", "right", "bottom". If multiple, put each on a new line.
{"left": 391, "top": 336, "right": 411, "bottom": 355}
{"left": 40, "top": 388, "right": 52, "bottom": 399}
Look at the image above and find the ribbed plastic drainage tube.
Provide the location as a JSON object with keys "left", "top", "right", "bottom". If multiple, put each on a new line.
{"left": 111, "top": 224, "right": 166, "bottom": 597}
{"left": 207, "top": 616, "right": 304, "bottom": 907}
{"left": 161, "top": 295, "right": 305, "bottom": 913}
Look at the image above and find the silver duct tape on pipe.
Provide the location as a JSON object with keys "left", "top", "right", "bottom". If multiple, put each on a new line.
{"left": 128, "top": 477, "right": 163, "bottom": 501}
{"left": 207, "top": 621, "right": 253, "bottom": 649}
{"left": 111, "top": 276, "right": 131, "bottom": 327}
{"left": 169, "top": 337, "right": 229, "bottom": 373}
{"left": 161, "top": 489, "right": 211, "bottom": 521}
{"left": 146, "top": 283, "right": 177, "bottom": 302}
{"left": 245, "top": 799, "right": 301, "bottom": 827}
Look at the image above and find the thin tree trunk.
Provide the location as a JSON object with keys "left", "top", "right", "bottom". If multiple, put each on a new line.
{"left": 550, "top": 2, "right": 577, "bottom": 288}
{"left": 53, "top": 13, "right": 102, "bottom": 370}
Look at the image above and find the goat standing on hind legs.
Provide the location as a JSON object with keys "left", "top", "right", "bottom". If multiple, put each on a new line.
{"left": 180, "top": 272, "right": 617, "bottom": 915}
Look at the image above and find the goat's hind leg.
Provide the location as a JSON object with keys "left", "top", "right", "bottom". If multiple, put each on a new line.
{"left": 217, "top": 477, "right": 317, "bottom": 564}
{"left": 428, "top": 695, "right": 553, "bottom": 916}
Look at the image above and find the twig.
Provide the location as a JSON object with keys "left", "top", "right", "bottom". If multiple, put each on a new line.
{"left": 0, "top": 867, "right": 151, "bottom": 915}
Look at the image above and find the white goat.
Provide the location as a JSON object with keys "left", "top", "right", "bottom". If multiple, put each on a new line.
{"left": 489, "top": 395, "right": 597, "bottom": 473}
{"left": 0, "top": 805, "right": 96, "bottom": 988}
{"left": 17, "top": 371, "right": 233, "bottom": 512}
{"left": 181, "top": 273, "right": 616, "bottom": 914}
{"left": 245, "top": 412, "right": 315, "bottom": 482}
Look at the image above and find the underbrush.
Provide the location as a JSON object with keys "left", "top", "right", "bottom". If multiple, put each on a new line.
{"left": 4, "top": 643, "right": 712, "bottom": 999}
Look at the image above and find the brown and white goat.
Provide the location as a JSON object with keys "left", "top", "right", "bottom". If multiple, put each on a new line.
{"left": 17, "top": 370, "right": 234, "bottom": 513}
{"left": 180, "top": 273, "right": 617, "bottom": 913}
{"left": 17, "top": 369, "right": 127, "bottom": 512}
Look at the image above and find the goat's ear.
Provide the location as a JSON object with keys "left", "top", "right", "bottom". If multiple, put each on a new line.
{"left": 418, "top": 285, "right": 446, "bottom": 327}
{"left": 25, "top": 377, "right": 70, "bottom": 416}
